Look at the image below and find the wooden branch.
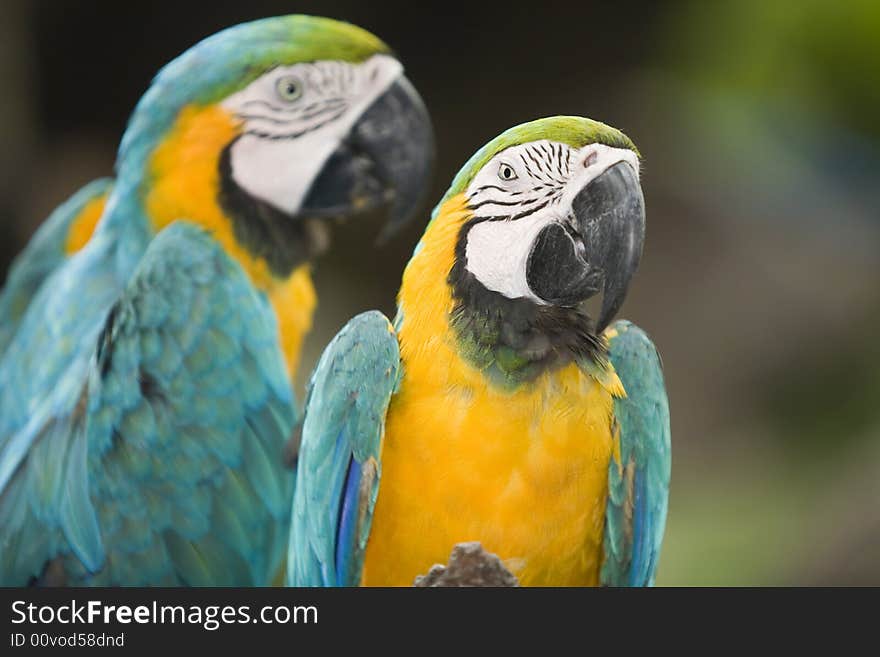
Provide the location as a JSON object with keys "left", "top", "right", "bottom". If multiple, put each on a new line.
{"left": 414, "top": 542, "right": 519, "bottom": 587}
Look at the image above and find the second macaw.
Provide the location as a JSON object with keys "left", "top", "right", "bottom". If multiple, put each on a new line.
{"left": 0, "top": 15, "right": 433, "bottom": 585}
{"left": 289, "top": 116, "right": 670, "bottom": 587}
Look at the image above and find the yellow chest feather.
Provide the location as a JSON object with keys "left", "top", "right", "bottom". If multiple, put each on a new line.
{"left": 363, "top": 364, "right": 615, "bottom": 586}
{"left": 361, "top": 196, "right": 620, "bottom": 586}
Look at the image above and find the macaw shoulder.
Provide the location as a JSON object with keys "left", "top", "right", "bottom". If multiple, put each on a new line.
{"left": 64, "top": 188, "right": 111, "bottom": 254}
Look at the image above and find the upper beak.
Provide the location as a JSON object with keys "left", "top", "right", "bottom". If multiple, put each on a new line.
{"left": 299, "top": 75, "right": 435, "bottom": 240}
{"left": 572, "top": 161, "right": 645, "bottom": 332}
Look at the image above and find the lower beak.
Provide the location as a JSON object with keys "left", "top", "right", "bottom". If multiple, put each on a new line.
{"left": 299, "top": 76, "right": 435, "bottom": 240}
{"left": 572, "top": 161, "right": 645, "bottom": 332}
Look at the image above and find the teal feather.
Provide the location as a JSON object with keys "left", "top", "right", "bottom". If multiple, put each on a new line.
{"left": 242, "top": 420, "right": 286, "bottom": 516}
{"left": 162, "top": 532, "right": 219, "bottom": 587}
{"left": 0, "top": 179, "right": 113, "bottom": 355}
{"left": 58, "top": 429, "right": 104, "bottom": 573}
{"left": 0, "top": 224, "right": 295, "bottom": 585}
{"left": 601, "top": 320, "right": 671, "bottom": 587}
{"left": 287, "top": 311, "right": 400, "bottom": 587}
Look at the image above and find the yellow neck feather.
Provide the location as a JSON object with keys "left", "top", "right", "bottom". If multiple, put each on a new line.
{"left": 396, "top": 194, "right": 472, "bottom": 389}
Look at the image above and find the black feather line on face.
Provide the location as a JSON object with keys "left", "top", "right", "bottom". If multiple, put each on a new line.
{"left": 474, "top": 184, "right": 525, "bottom": 195}
{"left": 297, "top": 99, "right": 347, "bottom": 122}
{"left": 465, "top": 197, "right": 554, "bottom": 225}
{"left": 518, "top": 152, "right": 537, "bottom": 179}
{"left": 526, "top": 148, "right": 544, "bottom": 173}
{"left": 244, "top": 107, "right": 347, "bottom": 140}
{"left": 467, "top": 194, "right": 543, "bottom": 211}
{"left": 236, "top": 113, "right": 298, "bottom": 126}
{"left": 242, "top": 99, "right": 289, "bottom": 113}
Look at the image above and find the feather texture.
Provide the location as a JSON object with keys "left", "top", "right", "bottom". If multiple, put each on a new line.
{"left": 601, "top": 320, "right": 671, "bottom": 586}
{"left": 287, "top": 311, "right": 399, "bottom": 586}
{"left": 0, "top": 223, "right": 295, "bottom": 585}
{"left": 0, "top": 179, "right": 112, "bottom": 355}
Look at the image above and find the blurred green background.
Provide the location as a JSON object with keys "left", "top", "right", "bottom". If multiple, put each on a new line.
{"left": 1, "top": 0, "right": 877, "bottom": 585}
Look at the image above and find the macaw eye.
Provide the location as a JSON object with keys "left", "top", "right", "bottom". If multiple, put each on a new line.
{"left": 275, "top": 76, "right": 303, "bottom": 102}
{"left": 498, "top": 163, "right": 518, "bottom": 181}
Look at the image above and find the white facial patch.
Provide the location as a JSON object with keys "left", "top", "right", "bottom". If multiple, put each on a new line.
{"left": 465, "top": 212, "right": 551, "bottom": 302}
{"left": 463, "top": 140, "right": 639, "bottom": 303}
{"left": 220, "top": 54, "right": 403, "bottom": 214}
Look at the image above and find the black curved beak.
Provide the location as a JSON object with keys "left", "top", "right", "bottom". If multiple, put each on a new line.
{"left": 572, "top": 161, "right": 645, "bottom": 332}
{"left": 299, "top": 75, "right": 435, "bottom": 240}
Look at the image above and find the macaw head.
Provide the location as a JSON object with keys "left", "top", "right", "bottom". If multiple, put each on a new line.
{"left": 438, "top": 116, "right": 644, "bottom": 335}
{"left": 116, "top": 15, "right": 434, "bottom": 277}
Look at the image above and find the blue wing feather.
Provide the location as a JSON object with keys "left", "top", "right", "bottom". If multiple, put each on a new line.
{"left": 335, "top": 457, "right": 363, "bottom": 584}
{"left": 601, "top": 320, "right": 671, "bottom": 587}
{"left": 287, "top": 311, "right": 399, "bottom": 587}
{"left": 0, "top": 222, "right": 296, "bottom": 585}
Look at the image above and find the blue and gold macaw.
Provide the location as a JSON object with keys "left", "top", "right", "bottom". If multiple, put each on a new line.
{"left": 0, "top": 15, "right": 433, "bottom": 586}
{"left": 289, "top": 117, "right": 670, "bottom": 587}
